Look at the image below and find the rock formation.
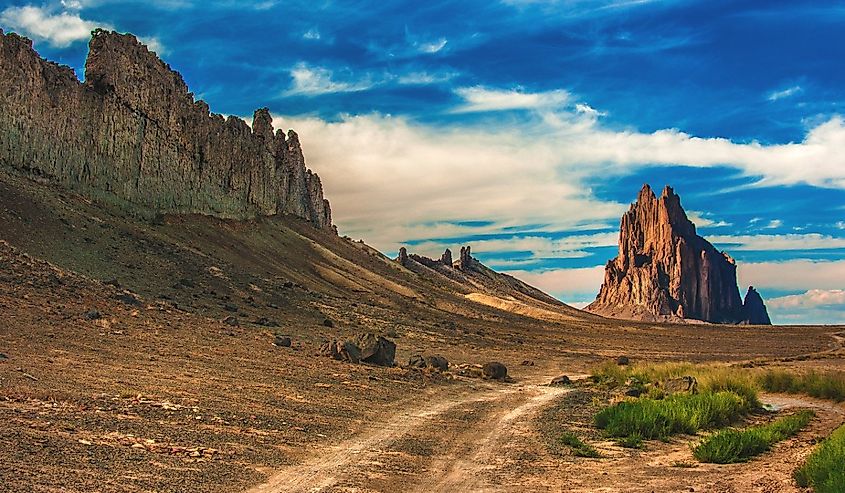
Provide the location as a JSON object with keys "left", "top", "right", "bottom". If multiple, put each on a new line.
{"left": 458, "top": 246, "right": 475, "bottom": 270}
{"left": 586, "top": 185, "right": 771, "bottom": 324}
{"left": 742, "top": 286, "right": 772, "bottom": 325}
{"left": 0, "top": 29, "right": 332, "bottom": 229}
{"left": 440, "top": 248, "right": 454, "bottom": 268}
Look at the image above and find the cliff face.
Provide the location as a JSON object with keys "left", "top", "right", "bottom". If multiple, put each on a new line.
{"left": 586, "top": 185, "right": 771, "bottom": 325}
{"left": 0, "top": 29, "right": 332, "bottom": 229}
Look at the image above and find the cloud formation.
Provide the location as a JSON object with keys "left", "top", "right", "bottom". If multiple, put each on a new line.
{"left": 0, "top": 5, "right": 102, "bottom": 47}
{"left": 453, "top": 86, "right": 571, "bottom": 113}
{"left": 286, "top": 63, "right": 374, "bottom": 96}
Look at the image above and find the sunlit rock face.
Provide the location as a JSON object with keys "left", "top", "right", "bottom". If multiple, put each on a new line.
{"left": 0, "top": 29, "right": 332, "bottom": 229}
{"left": 587, "top": 184, "right": 771, "bottom": 325}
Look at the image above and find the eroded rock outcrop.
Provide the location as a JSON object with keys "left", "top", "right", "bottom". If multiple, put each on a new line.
{"left": 586, "top": 185, "right": 770, "bottom": 324}
{"left": 742, "top": 286, "right": 772, "bottom": 325}
{"left": 0, "top": 29, "right": 332, "bottom": 229}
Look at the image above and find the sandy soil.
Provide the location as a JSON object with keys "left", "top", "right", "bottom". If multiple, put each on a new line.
{"left": 1, "top": 171, "right": 844, "bottom": 492}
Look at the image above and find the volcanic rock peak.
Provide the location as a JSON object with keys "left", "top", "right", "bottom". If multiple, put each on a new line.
{"left": 587, "top": 184, "right": 771, "bottom": 324}
{"left": 0, "top": 29, "right": 332, "bottom": 230}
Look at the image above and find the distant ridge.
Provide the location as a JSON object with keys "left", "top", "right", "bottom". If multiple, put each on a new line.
{"left": 0, "top": 29, "right": 332, "bottom": 229}
{"left": 586, "top": 184, "right": 771, "bottom": 325}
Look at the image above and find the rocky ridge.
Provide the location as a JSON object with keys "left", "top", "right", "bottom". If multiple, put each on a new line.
{"left": 0, "top": 29, "right": 332, "bottom": 229}
{"left": 586, "top": 184, "right": 771, "bottom": 324}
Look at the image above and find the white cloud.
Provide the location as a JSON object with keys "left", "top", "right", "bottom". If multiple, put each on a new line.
{"left": 397, "top": 71, "right": 456, "bottom": 85}
{"left": 417, "top": 37, "right": 447, "bottom": 54}
{"left": 767, "top": 85, "right": 802, "bottom": 101}
{"left": 0, "top": 5, "right": 105, "bottom": 48}
{"left": 763, "top": 219, "right": 783, "bottom": 229}
{"left": 503, "top": 266, "right": 606, "bottom": 302}
{"left": 453, "top": 86, "right": 571, "bottom": 113}
{"left": 768, "top": 289, "right": 845, "bottom": 310}
{"left": 286, "top": 63, "right": 373, "bottom": 96}
{"left": 303, "top": 28, "right": 321, "bottom": 40}
{"left": 687, "top": 210, "right": 731, "bottom": 228}
{"left": 835, "top": 221, "right": 845, "bottom": 230}
{"left": 710, "top": 233, "right": 845, "bottom": 251}
{"left": 738, "top": 260, "right": 845, "bottom": 291}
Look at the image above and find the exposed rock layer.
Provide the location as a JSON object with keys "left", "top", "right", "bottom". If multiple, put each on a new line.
{"left": 0, "top": 29, "right": 332, "bottom": 229}
{"left": 586, "top": 185, "right": 771, "bottom": 324}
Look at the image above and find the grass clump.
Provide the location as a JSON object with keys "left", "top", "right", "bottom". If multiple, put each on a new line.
{"left": 557, "top": 432, "right": 602, "bottom": 458}
{"left": 759, "top": 370, "right": 845, "bottom": 403}
{"left": 595, "top": 391, "right": 752, "bottom": 441}
{"left": 693, "top": 410, "right": 814, "bottom": 464}
{"left": 795, "top": 424, "right": 845, "bottom": 493}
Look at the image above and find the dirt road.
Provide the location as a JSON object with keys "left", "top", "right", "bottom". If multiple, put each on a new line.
{"left": 248, "top": 377, "right": 570, "bottom": 493}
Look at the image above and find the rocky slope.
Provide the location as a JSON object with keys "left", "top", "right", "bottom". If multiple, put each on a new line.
{"left": 586, "top": 184, "right": 771, "bottom": 324}
{"left": 0, "top": 29, "right": 331, "bottom": 229}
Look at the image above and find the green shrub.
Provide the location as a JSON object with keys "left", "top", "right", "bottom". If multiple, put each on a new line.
{"left": 693, "top": 410, "right": 814, "bottom": 464}
{"left": 795, "top": 424, "right": 845, "bottom": 493}
{"left": 759, "top": 370, "right": 845, "bottom": 403}
{"left": 557, "top": 432, "right": 602, "bottom": 458}
{"left": 595, "top": 391, "right": 751, "bottom": 440}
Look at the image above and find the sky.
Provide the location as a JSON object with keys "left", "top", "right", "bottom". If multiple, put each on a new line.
{"left": 2, "top": 0, "right": 845, "bottom": 324}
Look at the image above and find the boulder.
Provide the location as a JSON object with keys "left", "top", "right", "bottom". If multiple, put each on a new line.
{"left": 521, "top": 360, "right": 535, "bottom": 366}
{"left": 221, "top": 316, "right": 239, "bottom": 327}
{"left": 354, "top": 333, "right": 396, "bottom": 367}
{"left": 408, "top": 354, "right": 427, "bottom": 368}
{"left": 482, "top": 362, "right": 508, "bottom": 380}
{"left": 84, "top": 310, "right": 102, "bottom": 320}
{"left": 662, "top": 376, "right": 698, "bottom": 395}
{"left": 274, "top": 336, "right": 291, "bottom": 348}
{"left": 424, "top": 355, "right": 449, "bottom": 372}
{"left": 616, "top": 356, "right": 630, "bottom": 366}
{"left": 319, "top": 340, "right": 361, "bottom": 364}
{"left": 550, "top": 375, "right": 571, "bottom": 386}
{"left": 322, "top": 318, "right": 334, "bottom": 328}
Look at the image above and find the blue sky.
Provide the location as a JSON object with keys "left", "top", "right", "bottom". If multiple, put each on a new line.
{"left": 2, "top": 0, "right": 845, "bottom": 324}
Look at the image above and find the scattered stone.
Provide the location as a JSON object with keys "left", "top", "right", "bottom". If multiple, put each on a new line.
{"left": 254, "top": 317, "right": 278, "bottom": 327}
{"left": 274, "top": 336, "right": 291, "bottom": 348}
{"left": 482, "top": 362, "right": 508, "bottom": 380}
{"left": 322, "top": 318, "right": 334, "bottom": 328}
{"left": 84, "top": 310, "right": 102, "bottom": 320}
{"left": 424, "top": 355, "right": 449, "bottom": 372}
{"left": 616, "top": 356, "right": 630, "bottom": 366}
{"left": 550, "top": 375, "right": 571, "bottom": 386}
{"left": 0, "top": 353, "right": 8, "bottom": 361}
{"left": 354, "top": 333, "right": 396, "bottom": 367}
{"left": 104, "top": 278, "right": 121, "bottom": 288}
{"left": 521, "top": 360, "right": 535, "bottom": 366}
{"left": 408, "top": 354, "right": 426, "bottom": 368}
{"left": 114, "top": 292, "right": 142, "bottom": 306}
{"left": 662, "top": 376, "right": 699, "bottom": 395}
{"left": 223, "top": 303, "right": 238, "bottom": 312}
{"left": 221, "top": 316, "right": 239, "bottom": 327}
{"left": 319, "top": 340, "right": 361, "bottom": 364}
{"left": 624, "top": 387, "right": 643, "bottom": 398}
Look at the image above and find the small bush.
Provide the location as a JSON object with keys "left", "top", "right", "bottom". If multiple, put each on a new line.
{"left": 617, "top": 433, "right": 644, "bottom": 449}
{"left": 759, "top": 370, "right": 845, "bottom": 403}
{"left": 693, "top": 410, "right": 814, "bottom": 464}
{"left": 595, "top": 391, "right": 751, "bottom": 441}
{"left": 795, "top": 423, "right": 845, "bottom": 493}
{"left": 557, "top": 432, "right": 602, "bottom": 458}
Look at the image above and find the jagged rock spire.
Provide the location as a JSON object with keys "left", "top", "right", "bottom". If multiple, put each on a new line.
{"left": 587, "top": 184, "right": 770, "bottom": 325}
{"left": 441, "top": 249, "right": 454, "bottom": 267}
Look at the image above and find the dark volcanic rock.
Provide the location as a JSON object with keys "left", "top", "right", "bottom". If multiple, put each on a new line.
{"left": 273, "top": 336, "right": 292, "bottom": 347}
{"left": 0, "top": 29, "right": 332, "bottom": 229}
{"left": 586, "top": 184, "right": 771, "bottom": 325}
{"left": 320, "top": 340, "right": 361, "bottom": 363}
{"left": 550, "top": 375, "right": 571, "bottom": 386}
{"left": 458, "top": 246, "right": 475, "bottom": 271}
{"left": 742, "top": 286, "right": 772, "bottom": 325}
{"left": 354, "top": 333, "right": 396, "bottom": 367}
{"left": 482, "top": 362, "right": 507, "bottom": 380}
{"left": 398, "top": 247, "right": 409, "bottom": 266}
